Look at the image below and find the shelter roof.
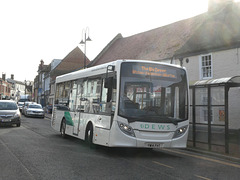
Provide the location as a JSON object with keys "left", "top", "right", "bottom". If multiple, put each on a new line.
{"left": 190, "top": 76, "right": 240, "bottom": 87}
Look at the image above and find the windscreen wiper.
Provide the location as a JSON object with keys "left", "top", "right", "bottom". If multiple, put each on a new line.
{"left": 166, "top": 117, "right": 178, "bottom": 126}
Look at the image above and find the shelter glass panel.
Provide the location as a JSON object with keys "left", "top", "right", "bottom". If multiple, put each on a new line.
{"left": 212, "top": 106, "right": 225, "bottom": 125}
{"left": 195, "top": 107, "right": 213, "bottom": 124}
{"left": 211, "top": 87, "right": 224, "bottom": 105}
{"left": 189, "top": 88, "right": 193, "bottom": 106}
{"left": 195, "top": 88, "right": 208, "bottom": 105}
{"left": 195, "top": 124, "right": 208, "bottom": 143}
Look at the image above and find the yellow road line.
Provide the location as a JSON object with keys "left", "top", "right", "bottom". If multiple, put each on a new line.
{"left": 194, "top": 174, "right": 212, "bottom": 180}
{"left": 163, "top": 149, "right": 240, "bottom": 169}
{"left": 152, "top": 161, "right": 174, "bottom": 169}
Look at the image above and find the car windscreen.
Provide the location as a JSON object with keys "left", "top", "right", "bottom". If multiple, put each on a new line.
{"left": 0, "top": 102, "right": 18, "bottom": 110}
{"left": 29, "top": 105, "right": 42, "bottom": 109}
{"left": 19, "top": 99, "right": 28, "bottom": 102}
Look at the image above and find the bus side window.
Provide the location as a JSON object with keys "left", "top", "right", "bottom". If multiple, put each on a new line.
{"left": 111, "top": 79, "right": 117, "bottom": 112}
{"left": 68, "top": 81, "right": 77, "bottom": 111}
{"left": 76, "top": 80, "right": 83, "bottom": 112}
{"left": 63, "top": 82, "right": 71, "bottom": 100}
{"left": 81, "top": 79, "right": 101, "bottom": 113}
{"left": 100, "top": 78, "right": 116, "bottom": 114}
{"left": 89, "top": 78, "right": 101, "bottom": 114}
{"left": 56, "top": 82, "right": 71, "bottom": 106}
{"left": 55, "top": 83, "right": 64, "bottom": 104}
{"left": 82, "top": 80, "right": 89, "bottom": 112}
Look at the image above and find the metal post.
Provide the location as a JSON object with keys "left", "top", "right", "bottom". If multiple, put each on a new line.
{"left": 80, "top": 27, "right": 91, "bottom": 69}
{"left": 192, "top": 87, "right": 196, "bottom": 147}
{"left": 84, "top": 31, "right": 86, "bottom": 69}
{"left": 0, "top": 80, "right": 2, "bottom": 100}
{"left": 225, "top": 86, "right": 229, "bottom": 154}
{"left": 25, "top": 80, "right": 26, "bottom": 95}
{"left": 207, "top": 85, "right": 211, "bottom": 151}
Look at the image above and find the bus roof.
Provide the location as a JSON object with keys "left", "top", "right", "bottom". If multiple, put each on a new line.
{"left": 55, "top": 59, "right": 184, "bottom": 84}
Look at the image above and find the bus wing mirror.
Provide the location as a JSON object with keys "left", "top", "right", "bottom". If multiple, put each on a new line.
{"left": 104, "top": 77, "right": 112, "bottom": 88}
{"left": 104, "top": 77, "right": 116, "bottom": 89}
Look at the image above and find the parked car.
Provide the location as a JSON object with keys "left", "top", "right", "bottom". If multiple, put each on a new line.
{"left": 22, "top": 101, "right": 36, "bottom": 115}
{"left": 17, "top": 95, "right": 30, "bottom": 112}
{"left": 17, "top": 101, "right": 24, "bottom": 113}
{"left": 25, "top": 104, "right": 45, "bottom": 118}
{"left": 0, "top": 100, "right": 21, "bottom": 127}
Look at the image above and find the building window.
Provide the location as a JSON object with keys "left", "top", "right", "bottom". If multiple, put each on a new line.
{"left": 200, "top": 54, "right": 212, "bottom": 79}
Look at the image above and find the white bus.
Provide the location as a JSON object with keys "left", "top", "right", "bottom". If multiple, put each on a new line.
{"left": 51, "top": 60, "right": 189, "bottom": 148}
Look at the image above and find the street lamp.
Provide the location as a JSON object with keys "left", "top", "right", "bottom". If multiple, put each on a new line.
{"left": 25, "top": 80, "right": 32, "bottom": 100}
{"left": 79, "top": 27, "right": 92, "bottom": 69}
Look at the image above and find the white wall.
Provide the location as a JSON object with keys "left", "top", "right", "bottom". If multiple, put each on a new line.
{"left": 182, "top": 48, "right": 240, "bottom": 130}
{"left": 182, "top": 48, "right": 240, "bottom": 82}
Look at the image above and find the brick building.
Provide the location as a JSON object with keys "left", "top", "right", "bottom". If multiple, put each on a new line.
{"left": 0, "top": 74, "right": 11, "bottom": 100}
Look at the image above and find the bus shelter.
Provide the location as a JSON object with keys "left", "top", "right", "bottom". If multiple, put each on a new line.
{"left": 188, "top": 76, "right": 240, "bottom": 156}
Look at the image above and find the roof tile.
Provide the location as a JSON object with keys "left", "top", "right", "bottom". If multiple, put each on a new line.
{"left": 51, "top": 47, "right": 90, "bottom": 78}
{"left": 91, "top": 13, "right": 206, "bottom": 66}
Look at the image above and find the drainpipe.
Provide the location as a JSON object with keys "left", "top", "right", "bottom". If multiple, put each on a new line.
{"left": 179, "top": 58, "right": 183, "bottom": 67}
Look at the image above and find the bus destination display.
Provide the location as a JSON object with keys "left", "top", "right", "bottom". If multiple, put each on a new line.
{"left": 132, "top": 64, "right": 177, "bottom": 79}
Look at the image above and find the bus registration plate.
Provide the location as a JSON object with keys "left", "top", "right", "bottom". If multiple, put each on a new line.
{"left": 146, "top": 143, "right": 163, "bottom": 148}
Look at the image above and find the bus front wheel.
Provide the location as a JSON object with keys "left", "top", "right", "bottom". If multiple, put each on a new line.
{"left": 85, "top": 124, "right": 93, "bottom": 146}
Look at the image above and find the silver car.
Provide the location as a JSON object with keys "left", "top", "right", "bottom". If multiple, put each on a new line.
{"left": 0, "top": 100, "right": 21, "bottom": 127}
{"left": 25, "top": 104, "right": 45, "bottom": 118}
{"left": 22, "top": 101, "right": 36, "bottom": 115}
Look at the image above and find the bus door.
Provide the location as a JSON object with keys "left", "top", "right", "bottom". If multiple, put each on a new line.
{"left": 72, "top": 80, "right": 83, "bottom": 136}
{"left": 90, "top": 77, "right": 116, "bottom": 145}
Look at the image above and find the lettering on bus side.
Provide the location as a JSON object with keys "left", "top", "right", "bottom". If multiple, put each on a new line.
{"left": 140, "top": 124, "right": 170, "bottom": 131}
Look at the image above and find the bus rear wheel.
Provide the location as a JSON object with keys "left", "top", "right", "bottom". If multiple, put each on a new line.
{"left": 60, "top": 119, "right": 67, "bottom": 138}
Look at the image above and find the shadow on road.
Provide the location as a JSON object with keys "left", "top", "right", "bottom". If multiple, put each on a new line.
{"left": 0, "top": 124, "right": 20, "bottom": 128}
{"left": 53, "top": 133, "right": 182, "bottom": 160}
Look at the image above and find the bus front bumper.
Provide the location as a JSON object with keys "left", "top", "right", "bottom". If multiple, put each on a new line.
{"left": 109, "top": 122, "right": 188, "bottom": 148}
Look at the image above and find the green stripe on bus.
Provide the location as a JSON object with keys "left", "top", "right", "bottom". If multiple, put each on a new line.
{"left": 64, "top": 111, "right": 74, "bottom": 126}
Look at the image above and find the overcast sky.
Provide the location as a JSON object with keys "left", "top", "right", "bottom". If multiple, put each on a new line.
{"left": 0, "top": 0, "right": 209, "bottom": 81}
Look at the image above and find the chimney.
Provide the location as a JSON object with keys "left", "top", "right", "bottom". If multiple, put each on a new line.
{"left": 2, "top": 73, "right": 6, "bottom": 81}
{"left": 208, "top": 0, "right": 234, "bottom": 13}
{"left": 40, "top": 59, "right": 44, "bottom": 66}
{"left": 38, "top": 59, "right": 45, "bottom": 71}
{"left": 11, "top": 74, "right": 14, "bottom": 80}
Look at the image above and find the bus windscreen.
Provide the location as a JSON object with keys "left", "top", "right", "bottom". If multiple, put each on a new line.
{"left": 119, "top": 62, "right": 188, "bottom": 124}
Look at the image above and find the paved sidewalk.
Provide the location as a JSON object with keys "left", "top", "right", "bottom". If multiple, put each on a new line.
{"left": 45, "top": 113, "right": 52, "bottom": 119}
{"left": 186, "top": 147, "right": 240, "bottom": 163}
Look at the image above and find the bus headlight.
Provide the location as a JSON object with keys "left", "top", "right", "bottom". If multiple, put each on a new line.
{"left": 173, "top": 125, "right": 188, "bottom": 139}
{"left": 117, "top": 121, "right": 135, "bottom": 137}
